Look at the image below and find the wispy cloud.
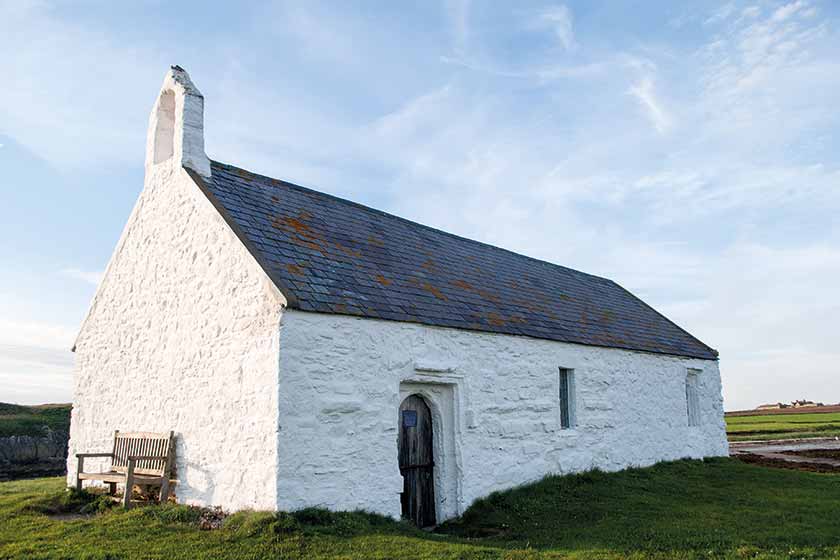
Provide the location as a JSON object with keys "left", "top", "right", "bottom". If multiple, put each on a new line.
{"left": 627, "top": 77, "right": 672, "bottom": 133}
{"left": 60, "top": 268, "right": 103, "bottom": 286}
{"left": 0, "top": 2, "right": 164, "bottom": 167}
{"left": 704, "top": 2, "right": 737, "bottom": 25}
{"left": 0, "top": 319, "right": 76, "bottom": 404}
{"left": 772, "top": 0, "right": 808, "bottom": 22}
{"left": 447, "top": 0, "right": 472, "bottom": 56}
{"left": 742, "top": 6, "right": 761, "bottom": 19}
{"left": 0, "top": 343, "right": 74, "bottom": 369}
{"left": 538, "top": 5, "right": 576, "bottom": 51}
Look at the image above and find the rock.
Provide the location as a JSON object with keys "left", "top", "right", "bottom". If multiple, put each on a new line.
{"left": 0, "top": 428, "right": 69, "bottom": 481}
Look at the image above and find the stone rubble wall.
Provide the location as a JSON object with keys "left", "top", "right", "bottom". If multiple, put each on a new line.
{"left": 0, "top": 429, "right": 68, "bottom": 481}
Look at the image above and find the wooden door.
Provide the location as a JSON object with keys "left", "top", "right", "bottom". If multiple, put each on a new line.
{"left": 398, "top": 394, "right": 436, "bottom": 527}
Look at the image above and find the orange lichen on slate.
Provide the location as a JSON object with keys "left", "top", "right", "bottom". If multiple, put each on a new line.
{"left": 334, "top": 241, "right": 362, "bottom": 258}
{"left": 450, "top": 278, "right": 499, "bottom": 302}
{"left": 451, "top": 279, "right": 473, "bottom": 291}
{"left": 271, "top": 213, "right": 333, "bottom": 256}
{"left": 367, "top": 235, "right": 385, "bottom": 247}
{"left": 423, "top": 283, "right": 448, "bottom": 301}
{"left": 580, "top": 310, "right": 589, "bottom": 325}
{"left": 486, "top": 312, "right": 506, "bottom": 326}
{"left": 286, "top": 263, "right": 305, "bottom": 276}
{"left": 283, "top": 217, "right": 312, "bottom": 235}
{"left": 420, "top": 259, "right": 437, "bottom": 272}
{"left": 512, "top": 298, "right": 546, "bottom": 315}
{"left": 375, "top": 274, "right": 392, "bottom": 286}
{"left": 479, "top": 290, "right": 500, "bottom": 303}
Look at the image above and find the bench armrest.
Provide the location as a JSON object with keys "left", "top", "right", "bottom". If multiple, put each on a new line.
{"left": 76, "top": 453, "right": 114, "bottom": 458}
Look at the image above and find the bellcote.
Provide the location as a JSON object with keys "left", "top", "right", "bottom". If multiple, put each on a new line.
{"left": 144, "top": 66, "right": 211, "bottom": 179}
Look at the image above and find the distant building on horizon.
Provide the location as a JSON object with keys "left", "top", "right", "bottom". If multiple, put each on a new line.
{"left": 757, "top": 403, "right": 784, "bottom": 410}
{"left": 755, "top": 400, "right": 825, "bottom": 411}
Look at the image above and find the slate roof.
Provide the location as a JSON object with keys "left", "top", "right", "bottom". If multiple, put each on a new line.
{"left": 194, "top": 161, "right": 718, "bottom": 360}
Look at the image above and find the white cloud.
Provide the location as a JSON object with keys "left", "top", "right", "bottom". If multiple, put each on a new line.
{"left": 772, "top": 0, "right": 808, "bottom": 22}
{"left": 0, "top": 318, "right": 76, "bottom": 353}
{"left": 538, "top": 5, "right": 576, "bottom": 51}
{"left": 627, "top": 77, "right": 673, "bottom": 133}
{"left": 655, "top": 243, "right": 840, "bottom": 409}
{"left": 60, "top": 268, "right": 103, "bottom": 286}
{"left": 447, "top": 0, "right": 472, "bottom": 56}
{"left": 705, "top": 2, "right": 736, "bottom": 25}
{"left": 0, "top": 319, "right": 76, "bottom": 404}
{"left": 742, "top": 6, "right": 761, "bottom": 19}
{"left": 0, "top": 344, "right": 73, "bottom": 369}
{"left": 0, "top": 356, "right": 73, "bottom": 405}
{"left": 0, "top": 2, "right": 164, "bottom": 167}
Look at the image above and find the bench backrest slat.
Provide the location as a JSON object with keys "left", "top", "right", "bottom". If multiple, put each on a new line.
{"left": 110, "top": 431, "right": 174, "bottom": 476}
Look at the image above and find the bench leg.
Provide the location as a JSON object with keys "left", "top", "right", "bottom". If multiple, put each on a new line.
{"left": 160, "top": 477, "right": 171, "bottom": 504}
{"left": 76, "top": 456, "right": 84, "bottom": 491}
{"left": 108, "top": 482, "right": 116, "bottom": 496}
{"left": 123, "top": 461, "right": 136, "bottom": 509}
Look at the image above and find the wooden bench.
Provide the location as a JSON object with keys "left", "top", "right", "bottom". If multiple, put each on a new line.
{"left": 76, "top": 430, "right": 175, "bottom": 508}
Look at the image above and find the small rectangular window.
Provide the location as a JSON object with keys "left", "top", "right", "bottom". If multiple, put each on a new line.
{"left": 559, "top": 368, "right": 575, "bottom": 429}
{"left": 685, "top": 369, "right": 700, "bottom": 427}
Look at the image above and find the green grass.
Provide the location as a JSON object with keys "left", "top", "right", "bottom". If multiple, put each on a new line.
{"left": 2, "top": 458, "right": 840, "bottom": 559}
{"left": 726, "top": 411, "right": 840, "bottom": 441}
{"left": 0, "top": 403, "right": 71, "bottom": 438}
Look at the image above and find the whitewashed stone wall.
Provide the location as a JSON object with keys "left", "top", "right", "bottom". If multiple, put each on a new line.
{"left": 67, "top": 68, "right": 285, "bottom": 511}
{"left": 276, "top": 309, "right": 728, "bottom": 521}
{"left": 67, "top": 163, "right": 284, "bottom": 510}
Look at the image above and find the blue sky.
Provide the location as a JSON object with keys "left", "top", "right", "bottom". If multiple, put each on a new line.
{"left": 1, "top": 0, "right": 838, "bottom": 410}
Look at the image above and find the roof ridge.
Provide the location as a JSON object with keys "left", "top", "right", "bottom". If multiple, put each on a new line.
{"left": 210, "top": 159, "right": 613, "bottom": 284}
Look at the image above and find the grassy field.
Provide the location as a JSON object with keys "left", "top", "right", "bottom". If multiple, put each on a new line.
{"left": 0, "top": 403, "right": 71, "bottom": 438}
{"left": 2, "top": 458, "right": 840, "bottom": 559}
{"left": 726, "top": 411, "right": 840, "bottom": 441}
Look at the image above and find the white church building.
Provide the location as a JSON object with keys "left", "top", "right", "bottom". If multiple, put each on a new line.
{"left": 67, "top": 67, "right": 728, "bottom": 526}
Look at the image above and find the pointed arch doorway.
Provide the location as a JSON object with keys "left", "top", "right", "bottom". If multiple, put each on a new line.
{"left": 398, "top": 394, "right": 436, "bottom": 527}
